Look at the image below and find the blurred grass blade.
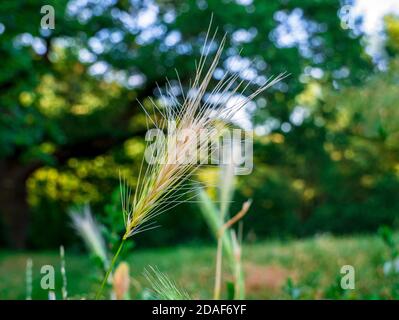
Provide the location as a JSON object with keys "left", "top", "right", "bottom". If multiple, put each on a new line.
{"left": 197, "top": 187, "right": 233, "bottom": 260}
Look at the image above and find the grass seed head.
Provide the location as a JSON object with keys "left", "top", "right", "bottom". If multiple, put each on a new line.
{"left": 122, "top": 28, "right": 285, "bottom": 240}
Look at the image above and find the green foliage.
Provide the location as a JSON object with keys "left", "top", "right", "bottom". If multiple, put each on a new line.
{"left": 1, "top": 234, "right": 398, "bottom": 299}
{"left": 379, "top": 225, "right": 398, "bottom": 259}
{"left": 0, "top": 0, "right": 398, "bottom": 248}
{"left": 385, "top": 15, "right": 399, "bottom": 57}
{"left": 283, "top": 278, "right": 301, "bottom": 299}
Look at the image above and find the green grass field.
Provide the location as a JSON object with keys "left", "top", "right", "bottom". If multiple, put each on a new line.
{"left": 0, "top": 234, "right": 397, "bottom": 300}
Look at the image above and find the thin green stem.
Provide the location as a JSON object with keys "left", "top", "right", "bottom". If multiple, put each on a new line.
{"left": 213, "top": 235, "right": 223, "bottom": 300}
{"left": 95, "top": 238, "right": 126, "bottom": 300}
{"left": 233, "top": 253, "right": 245, "bottom": 300}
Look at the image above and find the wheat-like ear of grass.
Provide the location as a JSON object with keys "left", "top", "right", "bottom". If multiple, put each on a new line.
{"left": 69, "top": 204, "right": 109, "bottom": 270}
{"left": 96, "top": 25, "right": 285, "bottom": 299}
{"left": 144, "top": 266, "right": 191, "bottom": 300}
{"left": 121, "top": 33, "right": 284, "bottom": 241}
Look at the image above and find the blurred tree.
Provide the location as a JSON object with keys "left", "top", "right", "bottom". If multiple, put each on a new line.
{"left": 0, "top": 0, "right": 373, "bottom": 247}
{"left": 241, "top": 25, "right": 399, "bottom": 237}
{"left": 385, "top": 15, "right": 399, "bottom": 57}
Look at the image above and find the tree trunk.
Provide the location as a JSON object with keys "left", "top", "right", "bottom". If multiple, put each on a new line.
{"left": 0, "top": 161, "right": 38, "bottom": 249}
{"left": 0, "top": 126, "right": 148, "bottom": 249}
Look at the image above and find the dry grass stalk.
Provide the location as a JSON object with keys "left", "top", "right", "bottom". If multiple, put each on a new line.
{"left": 214, "top": 200, "right": 251, "bottom": 300}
